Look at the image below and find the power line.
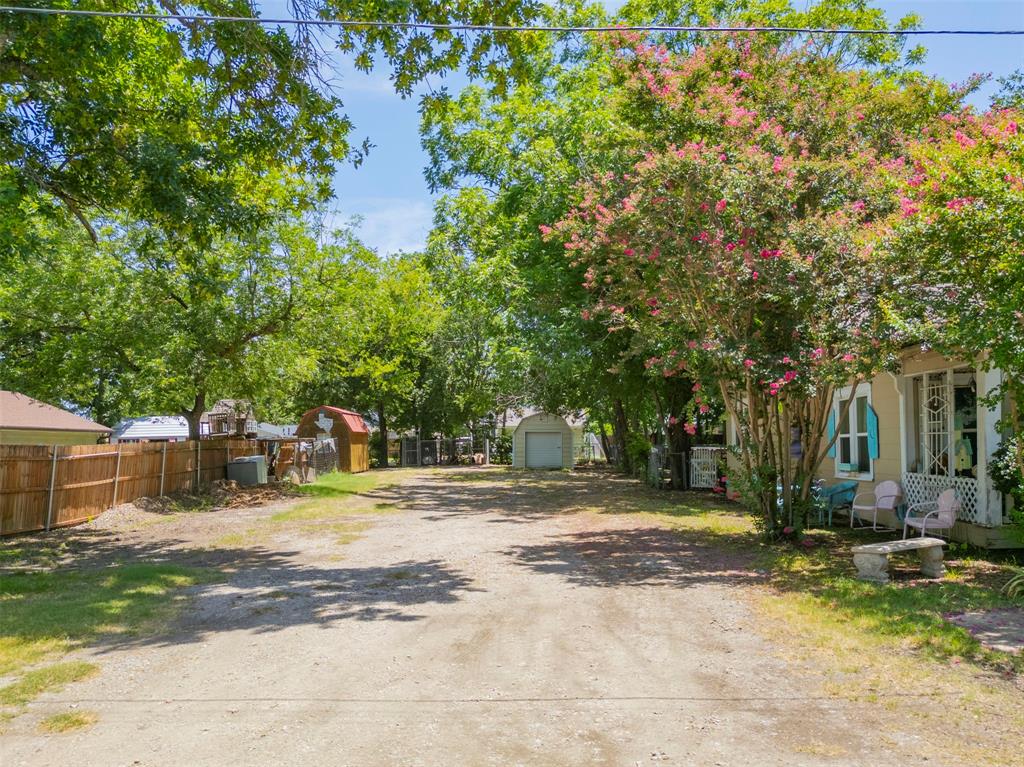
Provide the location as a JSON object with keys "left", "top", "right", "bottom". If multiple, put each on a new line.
{"left": 0, "top": 5, "right": 1022, "bottom": 36}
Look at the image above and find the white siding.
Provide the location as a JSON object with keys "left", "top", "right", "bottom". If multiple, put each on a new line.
{"left": 512, "top": 413, "right": 574, "bottom": 469}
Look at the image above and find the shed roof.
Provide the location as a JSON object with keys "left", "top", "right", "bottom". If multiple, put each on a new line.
{"left": 0, "top": 391, "right": 111, "bottom": 433}
{"left": 305, "top": 406, "right": 369, "bottom": 435}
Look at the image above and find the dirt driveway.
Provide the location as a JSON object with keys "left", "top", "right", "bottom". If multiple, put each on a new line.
{"left": 2, "top": 468, "right": 959, "bottom": 766}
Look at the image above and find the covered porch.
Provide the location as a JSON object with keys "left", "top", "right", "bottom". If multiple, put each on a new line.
{"left": 896, "top": 361, "right": 1011, "bottom": 545}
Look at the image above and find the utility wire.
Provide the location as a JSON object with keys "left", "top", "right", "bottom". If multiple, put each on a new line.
{"left": 0, "top": 5, "right": 1022, "bottom": 35}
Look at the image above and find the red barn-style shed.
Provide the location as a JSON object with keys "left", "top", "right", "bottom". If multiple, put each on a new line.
{"left": 296, "top": 406, "right": 370, "bottom": 473}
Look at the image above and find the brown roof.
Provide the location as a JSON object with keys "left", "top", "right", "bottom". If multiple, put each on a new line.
{"left": 0, "top": 391, "right": 111, "bottom": 433}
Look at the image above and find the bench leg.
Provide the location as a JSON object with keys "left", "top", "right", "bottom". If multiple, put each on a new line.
{"left": 918, "top": 547, "right": 946, "bottom": 579}
{"left": 853, "top": 552, "right": 889, "bottom": 584}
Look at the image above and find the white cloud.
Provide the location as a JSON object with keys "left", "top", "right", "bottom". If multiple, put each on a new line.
{"left": 326, "top": 197, "right": 433, "bottom": 255}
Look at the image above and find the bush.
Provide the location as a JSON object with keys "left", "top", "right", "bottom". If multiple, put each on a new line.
{"left": 490, "top": 431, "right": 512, "bottom": 465}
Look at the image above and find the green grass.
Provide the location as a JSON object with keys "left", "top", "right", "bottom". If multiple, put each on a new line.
{"left": 761, "top": 540, "right": 1024, "bottom": 672}
{"left": 38, "top": 709, "right": 98, "bottom": 733}
{"left": 0, "top": 662, "right": 98, "bottom": 706}
{"left": 0, "top": 564, "right": 216, "bottom": 680}
{"left": 295, "top": 469, "right": 397, "bottom": 499}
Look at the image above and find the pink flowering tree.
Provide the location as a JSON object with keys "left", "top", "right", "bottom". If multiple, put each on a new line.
{"left": 884, "top": 107, "right": 1024, "bottom": 492}
{"left": 548, "top": 36, "right": 954, "bottom": 534}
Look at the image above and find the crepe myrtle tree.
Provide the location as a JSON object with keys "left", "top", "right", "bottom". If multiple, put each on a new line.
{"left": 882, "top": 106, "right": 1024, "bottom": 485}
{"left": 544, "top": 36, "right": 946, "bottom": 534}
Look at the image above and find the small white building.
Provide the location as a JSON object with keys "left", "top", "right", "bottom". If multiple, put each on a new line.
{"left": 110, "top": 416, "right": 189, "bottom": 444}
{"left": 257, "top": 423, "right": 297, "bottom": 440}
{"left": 512, "top": 413, "right": 574, "bottom": 469}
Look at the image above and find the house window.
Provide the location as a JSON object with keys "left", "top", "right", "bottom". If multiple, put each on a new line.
{"left": 829, "top": 384, "right": 878, "bottom": 479}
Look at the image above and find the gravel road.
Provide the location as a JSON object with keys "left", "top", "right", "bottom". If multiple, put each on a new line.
{"left": 2, "top": 467, "right": 951, "bottom": 766}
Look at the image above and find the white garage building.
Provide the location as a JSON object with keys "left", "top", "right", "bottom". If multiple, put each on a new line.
{"left": 511, "top": 413, "right": 574, "bottom": 469}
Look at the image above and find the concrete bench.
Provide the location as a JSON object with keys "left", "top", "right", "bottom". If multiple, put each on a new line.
{"left": 851, "top": 537, "right": 946, "bottom": 584}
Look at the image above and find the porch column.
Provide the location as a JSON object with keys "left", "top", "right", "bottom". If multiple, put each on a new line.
{"left": 978, "top": 367, "right": 1004, "bottom": 526}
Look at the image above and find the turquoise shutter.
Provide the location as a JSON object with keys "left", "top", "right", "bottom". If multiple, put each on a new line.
{"left": 867, "top": 403, "right": 879, "bottom": 460}
{"left": 826, "top": 410, "right": 836, "bottom": 458}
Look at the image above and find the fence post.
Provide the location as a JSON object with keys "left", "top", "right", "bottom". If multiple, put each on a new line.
{"left": 111, "top": 442, "right": 123, "bottom": 507}
{"left": 159, "top": 442, "right": 167, "bottom": 496}
{"left": 45, "top": 445, "right": 59, "bottom": 532}
{"left": 226, "top": 443, "right": 231, "bottom": 480}
{"left": 485, "top": 438, "right": 490, "bottom": 465}
{"left": 195, "top": 440, "right": 201, "bottom": 492}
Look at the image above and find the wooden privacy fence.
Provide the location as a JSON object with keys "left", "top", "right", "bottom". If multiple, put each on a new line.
{"left": 0, "top": 439, "right": 261, "bottom": 537}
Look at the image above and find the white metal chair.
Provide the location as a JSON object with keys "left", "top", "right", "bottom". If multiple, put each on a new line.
{"left": 851, "top": 480, "right": 903, "bottom": 531}
{"left": 903, "top": 488, "right": 959, "bottom": 539}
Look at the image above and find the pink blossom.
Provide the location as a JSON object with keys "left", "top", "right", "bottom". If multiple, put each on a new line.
{"left": 692, "top": 382, "right": 701, "bottom": 392}
{"left": 735, "top": 69, "right": 753, "bottom": 80}
{"left": 811, "top": 348, "right": 824, "bottom": 359}
{"left": 580, "top": 309, "right": 590, "bottom": 320}
{"left": 687, "top": 340, "right": 699, "bottom": 349}
{"left": 842, "top": 353, "right": 856, "bottom": 362}
{"left": 772, "top": 156, "right": 784, "bottom": 173}
{"left": 725, "top": 242, "right": 736, "bottom": 251}
{"left": 946, "top": 197, "right": 974, "bottom": 212}
{"left": 646, "top": 297, "right": 659, "bottom": 307}
{"left": 1006, "top": 121, "right": 1018, "bottom": 135}
{"left": 954, "top": 130, "right": 977, "bottom": 148}
{"left": 624, "top": 248, "right": 635, "bottom": 256}
{"left": 899, "top": 197, "right": 920, "bottom": 218}
{"left": 751, "top": 271, "right": 759, "bottom": 280}
{"left": 669, "top": 415, "right": 678, "bottom": 425}
{"left": 650, "top": 309, "right": 661, "bottom": 317}
{"left": 684, "top": 423, "right": 697, "bottom": 436}
{"left": 783, "top": 370, "right": 797, "bottom": 382}
{"left": 715, "top": 199, "right": 728, "bottom": 213}
{"left": 538, "top": 224, "right": 553, "bottom": 236}
{"left": 851, "top": 200, "right": 866, "bottom": 211}
{"left": 699, "top": 404, "right": 710, "bottom": 414}
{"left": 648, "top": 248, "right": 660, "bottom": 261}
{"left": 743, "top": 359, "right": 755, "bottom": 369}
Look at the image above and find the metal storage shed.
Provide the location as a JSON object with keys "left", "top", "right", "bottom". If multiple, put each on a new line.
{"left": 512, "top": 413, "right": 574, "bottom": 469}
{"left": 296, "top": 406, "right": 370, "bottom": 473}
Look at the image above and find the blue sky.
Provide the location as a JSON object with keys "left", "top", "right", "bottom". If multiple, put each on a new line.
{"left": 277, "top": 1, "right": 1024, "bottom": 254}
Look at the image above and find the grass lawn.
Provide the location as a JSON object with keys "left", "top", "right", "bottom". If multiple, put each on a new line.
{"left": 0, "top": 563, "right": 216, "bottom": 723}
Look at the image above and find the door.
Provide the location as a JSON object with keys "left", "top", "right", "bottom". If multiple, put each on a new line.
{"left": 526, "top": 432, "right": 562, "bottom": 468}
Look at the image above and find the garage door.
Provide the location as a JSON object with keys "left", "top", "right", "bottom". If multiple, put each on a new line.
{"left": 525, "top": 432, "right": 562, "bottom": 468}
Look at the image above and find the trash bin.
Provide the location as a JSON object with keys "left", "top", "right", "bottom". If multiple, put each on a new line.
{"left": 227, "top": 455, "right": 267, "bottom": 487}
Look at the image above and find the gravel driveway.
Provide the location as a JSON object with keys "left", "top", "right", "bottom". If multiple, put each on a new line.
{"left": 2, "top": 467, "right": 950, "bottom": 766}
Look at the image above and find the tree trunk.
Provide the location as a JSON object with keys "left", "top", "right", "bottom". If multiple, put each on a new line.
{"left": 183, "top": 391, "right": 206, "bottom": 441}
{"left": 376, "top": 402, "right": 389, "bottom": 468}
{"left": 613, "top": 398, "right": 630, "bottom": 473}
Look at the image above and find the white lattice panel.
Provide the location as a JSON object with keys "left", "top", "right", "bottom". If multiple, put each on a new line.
{"left": 902, "top": 472, "right": 980, "bottom": 524}
{"left": 690, "top": 446, "right": 725, "bottom": 488}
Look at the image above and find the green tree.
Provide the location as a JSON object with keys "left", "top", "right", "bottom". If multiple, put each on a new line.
{"left": 548, "top": 34, "right": 959, "bottom": 531}
{"left": 297, "top": 251, "right": 444, "bottom": 466}
{"left": 884, "top": 107, "right": 1024, "bottom": 484}
{"left": 0, "top": 190, "right": 360, "bottom": 436}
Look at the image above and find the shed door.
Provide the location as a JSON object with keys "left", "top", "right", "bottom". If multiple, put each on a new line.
{"left": 526, "top": 432, "right": 562, "bottom": 468}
